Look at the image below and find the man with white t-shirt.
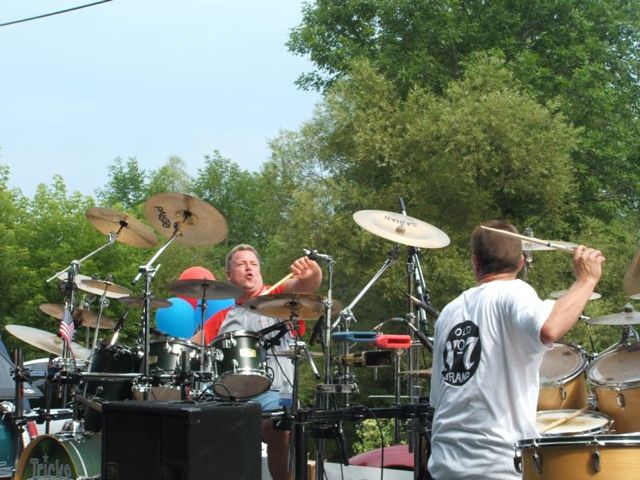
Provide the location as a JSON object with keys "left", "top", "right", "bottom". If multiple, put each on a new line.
{"left": 428, "top": 220, "right": 604, "bottom": 479}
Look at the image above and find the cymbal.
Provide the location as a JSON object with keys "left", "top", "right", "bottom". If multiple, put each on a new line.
{"left": 78, "top": 279, "right": 132, "bottom": 299}
{"left": 118, "top": 296, "right": 172, "bottom": 309}
{"left": 6, "top": 325, "right": 90, "bottom": 360}
{"left": 522, "top": 240, "right": 578, "bottom": 251}
{"left": 400, "top": 369, "right": 432, "bottom": 376}
{"left": 85, "top": 207, "right": 158, "bottom": 248}
{"left": 242, "top": 293, "right": 340, "bottom": 320}
{"left": 166, "top": 279, "right": 243, "bottom": 300}
{"left": 549, "top": 290, "right": 601, "bottom": 301}
{"left": 353, "top": 210, "right": 450, "bottom": 249}
{"left": 55, "top": 272, "right": 93, "bottom": 287}
{"left": 624, "top": 247, "right": 640, "bottom": 295}
{"left": 143, "top": 192, "right": 227, "bottom": 246}
{"left": 585, "top": 310, "right": 640, "bottom": 326}
{"left": 38, "top": 303, "right": 116, "bottom": 329}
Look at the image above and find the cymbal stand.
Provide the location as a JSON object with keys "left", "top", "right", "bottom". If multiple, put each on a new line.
{"left": 132, "top": 224, "right": 182, "bottom": 400}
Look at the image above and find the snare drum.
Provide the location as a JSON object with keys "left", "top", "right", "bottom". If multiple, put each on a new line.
{"left": 211, "top": 330, "right": 272, "bottom": 399}
{"left": 536, "top": 409, "right": 612, "bottom": 436}
{"left": 515, "top": 434, "right": 640, "bottom": 479}
{"left": 538, "top": 343, "right": 588, "bottom": 411}
{"left": 588, "top": 343, "right": 640, "bottom": 433}
{"left": 14, "top": 432, "right": 101, "bottom": 480}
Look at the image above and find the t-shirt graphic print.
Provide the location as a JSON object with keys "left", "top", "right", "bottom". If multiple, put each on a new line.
{"left": 442, "top": 320, "right": 481, "bottom": 386}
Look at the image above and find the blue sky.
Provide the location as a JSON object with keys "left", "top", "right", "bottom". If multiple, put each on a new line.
{"left": 1, "top": 0, "right": 320, "bottom": 197}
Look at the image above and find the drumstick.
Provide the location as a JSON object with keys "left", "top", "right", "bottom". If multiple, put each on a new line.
{"left": 480, "top": 226, "right": 576, "bottom": 254}
{"left": 539, "top": 406, "right": 590, "bottom": 433}
{"left": 263, "top": 273, "right": 294, "bottom": 295}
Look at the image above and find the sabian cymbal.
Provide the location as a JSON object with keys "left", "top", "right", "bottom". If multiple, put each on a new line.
{"left": 242, "top": 293, "right": 340, "bottom": 320}
{"left": 143, "top": 193, "right": 227, "bottom": 246}
{"left": 85, "top": 207, "right": 158, "bottom": 248}
{"left": 39, "top": 303, "right": 116, "bottom": 329}
{"left": 166, "top": 279, "right": 243, "bottom": 300}
{"left": 118, "top": 296, "right": 172, "bottom": 309}
{"left": 586, "top": 310, "right": 640, "bottom": 326}
{"left": 522, "top": 240, "right": 578, "bottom": 252}
{"left": 549, "top": 290, "right": 601, "bottom": 301}
{"left": 353, "top": 210, "right": 450, "bottom": 249}
{"left": 6, "top": 324, "right": 90, "bottom": 360}
{"left": 400, "top": 369, "right": 433, "bottom": 376}
{"left": 78, "top": 279, "right": 132, "bottom": 299}
{"left": 624, "top": 248, "right": 640, "bottom": 295}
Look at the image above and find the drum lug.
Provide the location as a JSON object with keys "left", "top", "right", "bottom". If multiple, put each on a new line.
{"left": 533, "top": 449, "right": 543, "bottom": 474}
{"left": 560, "top": 383, "right": 567, "bottom": 401}
{"left": 232, "top": 359, "right": 239, "bottom": 371}
{"left": 222, "top": 337, "right": 236, "bottom": 349}
{"left": 616, "top": 388, "right": 625, "bottom": 408}
{"left": 591, "top": 446, "right": 601, "bottom": 472}
{"left": 513, "top": 450, "right": 522, "bottom": 473}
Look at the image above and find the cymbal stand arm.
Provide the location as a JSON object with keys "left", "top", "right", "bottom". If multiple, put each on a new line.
{"left": 46, "top": 233, "right": 117, "bottom": 283}
{"left": 330, "top": 247, "right": 398, "bottom": 331}
{"left": 88, "top": 292, "right": 109, "bottom": 367}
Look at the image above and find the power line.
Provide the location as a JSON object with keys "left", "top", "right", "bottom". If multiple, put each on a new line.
{"left": 0, "top": 0, "right": 112, "bottom": 29}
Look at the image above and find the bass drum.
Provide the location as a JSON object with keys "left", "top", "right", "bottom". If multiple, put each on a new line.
{"left": 588, "top": 343, "right": 640, "bottom": 433}
{"left": 515, "top": 434, "right": 640, "bottom": 479}
{"left": 538, "top": 343, "right": 588, "bottom": 411}
{"left": 14, "top": 433, "right": 101, "bottom": 480}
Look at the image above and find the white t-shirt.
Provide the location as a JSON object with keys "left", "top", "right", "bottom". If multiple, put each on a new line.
{"left": 428, "top": 279, "right": 554, "bottom": 480}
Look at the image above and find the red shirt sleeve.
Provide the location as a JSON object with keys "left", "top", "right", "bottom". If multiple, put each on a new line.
{"left": 203, "top": 306, "right": 233, "bottom": 344}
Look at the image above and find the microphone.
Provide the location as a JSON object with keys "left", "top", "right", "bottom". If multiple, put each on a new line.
{"left": 303, "top": 248, "right": 333, "bottom": 263}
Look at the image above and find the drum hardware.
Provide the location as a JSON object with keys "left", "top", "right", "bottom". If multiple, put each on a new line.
{"left": 134, "top": 193, "right": 227, "bottom": 400}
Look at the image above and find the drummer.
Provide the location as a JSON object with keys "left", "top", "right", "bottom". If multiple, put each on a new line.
{"left": 428, "top": 220, "right": 604, "bottom": 479}
{"left": 199, "top": 244, "right": 322, "bottom": 480}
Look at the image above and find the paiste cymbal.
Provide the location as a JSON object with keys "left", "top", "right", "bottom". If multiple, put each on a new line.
{"left": 39, "top": 303, "right": 116, "bottom": 329}
{"left": 78, "top": 279, "right": 132, "bottom": 299}
{"left": 242, "top": 293, "right": 340, "bottom": 321}
{"left": 166, "top": 279, "right": 243, "bottom": 300}
{"left": 6, "top": 325, "right": 90, "bottom": 360}
{"left": 586, "top": 310, "right": 640, "bottom": 326}
{"left": 549, "top": 290, "right": 601, "bottom": 301}
{"left": 118, "top": 296, "right": 172, "bottom": 309}
{"left": 85, "top": 207, "right": 158, "bottom": 248}
{"left": 144, "top": 193, "right": 227, "bottom": 246}
{"left": 353, "top": 210, "right": 450, "bottom": 249}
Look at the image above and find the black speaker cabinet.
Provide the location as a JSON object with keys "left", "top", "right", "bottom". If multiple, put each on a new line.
{"left": 102, "top": 400, "right": 262, "bottom": 480}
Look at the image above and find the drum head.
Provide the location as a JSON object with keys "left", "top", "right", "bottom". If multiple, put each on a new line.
{"left": 588, "top": 343, "right": 640, "bottom": 387}
{"left": 539, "top": 343, "right": 585, "bottom": 385}
{"left": 536, "top": 409, "right": 612, "bottom": 436}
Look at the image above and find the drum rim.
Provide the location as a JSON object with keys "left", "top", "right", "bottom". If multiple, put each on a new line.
{"left": 539, "top": 343, "right": 587, "bottom": 386}
{"left": 211, "top": 330, "right": 263, "bottom": 343}
{"left": 516, "top": 433, "right": 640, "bottom": 449}
{"left": 587, "top": 343, "right": 640, "bottom": 387}
{"left": 536, "top": 409, "right": 612, "bottom": 437}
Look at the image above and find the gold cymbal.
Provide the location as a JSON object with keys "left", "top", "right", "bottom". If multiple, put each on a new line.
{"left": 39, "top": 303, "right": 116, "bottom": 329}
{"left": 118, "top": 296, "right": 172, "bottom": 309}
{"left": 586, "top": 310, "right": 640, "bottom": 326}
{"left": 624, "top": 248, "right": 640, "bottom": 295}
{"left": 166, "top": 279, "right": 243, "bottom": 300}
{"left": 6, "top": 324, "right": 90, "bottom": 360}
{"left": 353, "top": 210, "right": 450, "bottom": 248}
{"left": 549, "top": 290, "right": 601, "bottom": 300}
{"left": 143, "top": 193, "right": 227, "bottom": 246}
{"left": 522, "top": 240, "right": 578, "bottom": 251}
{"left": 242, "top": 293, "right": 340, "bottom": 320}
{"left": 85, "top": 207, "right": 158, "bottom": 248}
{"left": 78, "top": 279, "right": 132, "bottom": 299}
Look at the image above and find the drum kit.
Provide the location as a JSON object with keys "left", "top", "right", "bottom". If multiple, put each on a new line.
{"left": 4, "top": 191, "right": 640, "bottom": 480}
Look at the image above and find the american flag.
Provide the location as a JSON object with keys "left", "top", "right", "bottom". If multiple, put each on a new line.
{"left": 59, "top": 306, "right": 75, "bottom": 344}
